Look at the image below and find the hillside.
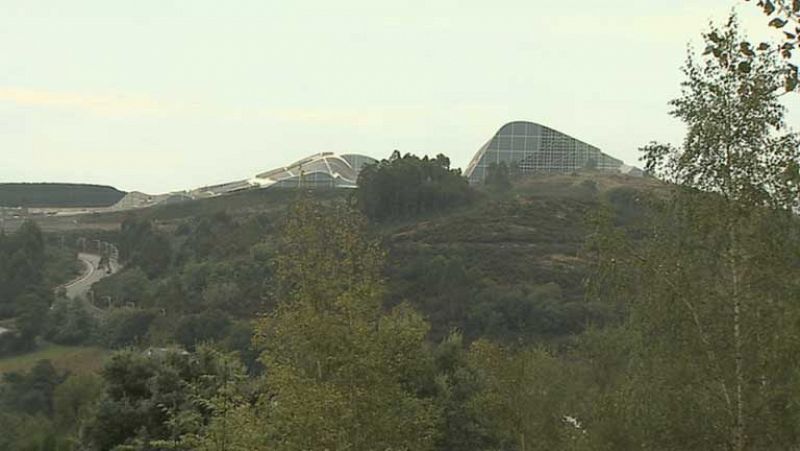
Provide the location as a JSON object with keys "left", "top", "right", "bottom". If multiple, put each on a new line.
{"left": 71, "top": 172, "right": 663, "bottom": 345}
{"left": 0, "top": 183, "right": 125, "bottom": 208}
{"left": 8, "top": 172, "right": 663, "bottom": 347}
{"left": 383, "top": 172, "right": 665, "bottom": 341}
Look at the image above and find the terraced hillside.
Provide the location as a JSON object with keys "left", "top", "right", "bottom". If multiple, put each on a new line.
{"left": 383, "top": 173, "right": 664, "bottom": 341}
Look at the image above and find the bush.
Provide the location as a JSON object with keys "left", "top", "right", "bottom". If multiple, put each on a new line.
{"left": 173, "top": 310, "right": 231, "bottom": 351}
{"left": 99, "top": 308, "right": 157, "bottom": 348}
{"left": 92, "top": 267, "right": 150, "bottom": 308}
{"left": 45, "top": 298, "right": 98, "bottom": 345}
{"left": 0, "top": 330, "right": 34, "bottom": 356}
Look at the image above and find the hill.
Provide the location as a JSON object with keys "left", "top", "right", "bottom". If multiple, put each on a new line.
{"left": 9, "top": 172, "right": 663, "bottom": 346}
{"left": 383, "top": 172, "right": 664, "bottom": 341}
{"left": 0, "top": 183, "right": 126, "bottom": 208}
{"left": 68, "top": 171, "right": 662, "bottom": 345}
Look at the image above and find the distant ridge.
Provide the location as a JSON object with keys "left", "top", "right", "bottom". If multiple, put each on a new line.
{"left": 0, "top": 183, "right": 126, "bottom": 208}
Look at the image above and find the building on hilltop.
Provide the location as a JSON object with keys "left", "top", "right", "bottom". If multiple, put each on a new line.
{"left": 251, "top": 152, "right": 377, "bottom": 189}
{"left": 464, "top": 121, "right": 637, "bottom": 184}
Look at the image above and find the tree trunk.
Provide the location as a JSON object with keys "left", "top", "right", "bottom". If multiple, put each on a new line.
{"left": 730, "top": 226, "right": 745, "bottom": 451}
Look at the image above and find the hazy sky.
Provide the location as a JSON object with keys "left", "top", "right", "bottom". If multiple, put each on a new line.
{"left": 2, "top": 1, "right": 799, "bottom": 193}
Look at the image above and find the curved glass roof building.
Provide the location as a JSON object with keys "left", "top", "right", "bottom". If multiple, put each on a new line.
{"left": 251, "top": 152, "right": 377, "bottom": 189}
{"left": 464, "top": 121, "right": 627, "bottom": 184}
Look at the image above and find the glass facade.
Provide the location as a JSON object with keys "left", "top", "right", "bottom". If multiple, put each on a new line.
{"left": 253, "top": 152, "right": 376, "bottom": 189}
{"left": 464, "top": 121, "right": 624, "bottom": 184}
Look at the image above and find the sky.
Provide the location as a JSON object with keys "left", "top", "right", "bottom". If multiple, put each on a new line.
{"left": 2, "top": 0, "right": 799, "bottom": 193}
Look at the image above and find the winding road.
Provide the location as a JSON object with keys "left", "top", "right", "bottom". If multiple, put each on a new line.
{"left": 0, "top": 252, "right": 119, "bottom": 337}
{"left": 63, "top": 253, "right": 120, "bottom": 300}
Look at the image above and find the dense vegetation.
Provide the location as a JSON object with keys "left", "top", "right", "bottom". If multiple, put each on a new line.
{"left": 0, "top": 222, "right": 80, "bottom": 354}
{"left": 0, "top": 183, "right": 125, "bottom": 208}
{"left": 357, "top": 151, "right": 473, "bottom": 221}
{"left": 1, "top": 10, "right": 799, "bottom": 451}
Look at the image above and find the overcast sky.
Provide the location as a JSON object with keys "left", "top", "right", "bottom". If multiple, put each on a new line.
{"left": 2, "top": 0, "right": 799, "bottom": 193}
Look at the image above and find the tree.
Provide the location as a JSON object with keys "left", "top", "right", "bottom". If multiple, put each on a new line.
{"left": 0, "top": 360, "right": 66, "bottom": 417}
{"left": 468, "top": 340, "right": 583, "bottom": 451}
{"left": 430, "top": 331, "right": 497, "bottom": 451}
{"left": 80, "top": 347, "right": 245, "bottom": 450}
{"left": 45, "top": 297, "right": 97, "bottom": 345}
{"left": 251, "top": 198, "right": 440, "bottom": 450}
{"left": 119, "top": 218, "right": 172, "bottom": 277}
{"left": 99, "top": 308, "right": 156, "bottom": 348}
{"left": 0, "top": 221, "right": 47, "bottom": 318}
{"left": 53, "top": 373, "right": 103, "bottom": 433}
{"left": 746, "top": 0, "right": 800, "bottom": 92}
{"left": 596, "top": 14, "right": 800, "bottom": 450}
{"left": 173, "top": 310, "right": 231, "bottom": 351}
{"left": 15, "top": 288, "right": 52, "bottom": 348}
{"left": 356, "top": 152, "right": 473, "bottom": 221}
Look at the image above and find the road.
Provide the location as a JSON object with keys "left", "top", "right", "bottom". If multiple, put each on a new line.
{"left": 63, "top": 253, "right": 120, "bottom": 300}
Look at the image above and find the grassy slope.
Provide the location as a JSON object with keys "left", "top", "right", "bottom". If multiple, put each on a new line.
{"left": 77, "top": 187, "right": 350, "bottom": 227}
{"left": 383, "top": 172, "right": 664, "bottom": 339}
{"left": 0, "top": 342, "right": 110, "bottom": 375}
{"left": 387, "top": 173, "right": 659, "bottom": 276}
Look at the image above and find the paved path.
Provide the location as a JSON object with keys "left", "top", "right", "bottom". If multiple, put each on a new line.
{"left": 63, "top": 253, "right": 120, "bottom": 300}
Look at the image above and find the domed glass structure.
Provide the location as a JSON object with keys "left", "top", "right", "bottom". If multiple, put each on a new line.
{"left": 464, "top": 121, "right": 626, "bottom": 184}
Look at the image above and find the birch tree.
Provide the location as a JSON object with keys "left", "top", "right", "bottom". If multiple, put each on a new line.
{"left": 594, "top": 14, "right": 800, "bottom": 450}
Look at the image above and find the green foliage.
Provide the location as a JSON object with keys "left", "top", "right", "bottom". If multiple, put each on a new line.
{"left": 92, "top": 267, "right": 151, "bottom": 308}
{"left": 173, "top": 310, "right": 231, "bottom": 351}
{"left": 0, "top": 360, "right": 76, "bottom": 449}
{"left": 642, "top": 14, "right": 800, "bottom": 209}
{"left": 0, "top": 182, "right": 124, "bottom": 208}
{"left": 357, "top": 151, "right": 473, "bottom": 221}
{"left": 53, "top": 373, "right": 104, "bottom": 431}
{"left": 485, "top": 162, "right": 513, "bottom": 192}
{"left": 0, "top": 413, "right": 64, "bottom": 451}
{"left": 591, "top": 14, "right": 800, "bottom": 450}
{"left": 99, "top": 308, "right": 157, "bottom": 349}
{"left": 468, "top": 341, "right": 584, "bottom": 450}
{"left": 81, "top": 347, "right": 245, "bottom": 450}
{"left": 42, "top": 243, "right": 81, "bottom": 289}
{"left": 174, "top": 212, "right": 272, "bottom": 263}
{"left": 430, "top": 331, "right": 497, "bottom": 450}
{"left": 0, "top": 221, "right": 47, "bottom": 318}
{"left": 0, "top": 360, "right": 67, "bottom": 416}
{"left": 45, "top": 297, "right": 98, "bottom": 345}
{"left": 105, "top": 212, "right": 272, "bottom": 317}
{"left": 15, "top": 287, "right": 53, "bottom": 348}
{"left": 386, "top": 184, "right": 614, "bottom": 343}
{"left": 119, "top": 218, "right": 172, "bottom": 277}
{"left": 250, "top": 198, "right": 440, "bottom": 450}
{"left": 748, "top": 0, "right": 800, "bottom": 92}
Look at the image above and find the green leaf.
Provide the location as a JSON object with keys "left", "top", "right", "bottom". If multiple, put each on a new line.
{"left": 787, "top": 74, "right": 798, "bottom": 92}
{"left": 738, "top": 62, "right": 752, "bottom": 73}
{"left": 764, "top": 0, "right": 776, "bottom": 15}
{"left": 758, "top": 42, "right": 771, "bottom": 51}
{"left": 769, "top": 18, "right": 788, "bottom": 28}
